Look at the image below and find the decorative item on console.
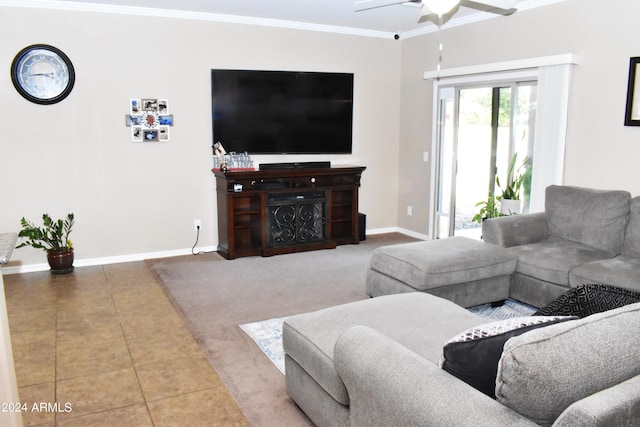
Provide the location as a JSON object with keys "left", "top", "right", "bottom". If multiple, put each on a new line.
{"left": 212, "top": 142, "right": 254, "bottom": 172}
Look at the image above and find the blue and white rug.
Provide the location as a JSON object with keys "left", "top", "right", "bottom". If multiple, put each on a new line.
{"left": 240, "top": 298, "right": 537, "bottom": 375}
{"left": 240, "top": 316, "right": 288, "bottom": 374}
{"left": 467, "top": 298, "right": 537, "bottom": 320}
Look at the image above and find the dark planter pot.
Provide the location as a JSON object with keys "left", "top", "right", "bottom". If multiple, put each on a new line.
{"left": 47, "top": 248, "right": 74, "bottom": 274}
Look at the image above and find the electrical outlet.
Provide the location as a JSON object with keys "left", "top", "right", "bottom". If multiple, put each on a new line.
{"left": 193, "top": 219, "right": 202, "bottom": 230}
{"left": 407, "top": 206, "right": 413, "bottom": 216}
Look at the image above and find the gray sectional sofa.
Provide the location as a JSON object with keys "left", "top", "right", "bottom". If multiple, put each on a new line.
{"left": 483, "top": 185, "right": 640, "bottom": 307}
{"left": 284, "top": 292, "right": 640, "bottom": 426}
{"left": 283, "top": 185, "right": 640, "bottom": 426}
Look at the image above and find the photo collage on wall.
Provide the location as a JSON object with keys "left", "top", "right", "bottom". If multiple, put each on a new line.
{"left": 125, "top": 98, "right": 174, "bottom": 142}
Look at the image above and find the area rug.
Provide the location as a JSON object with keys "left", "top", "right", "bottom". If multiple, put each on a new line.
{"left": 239, "top": 316, "right": 288, "bottom": 374}
{"left": 467, "top": 297, "right": 537, "bottom": 320}
{"left": 240, "top": 298, "right": 537, "bottom": 375}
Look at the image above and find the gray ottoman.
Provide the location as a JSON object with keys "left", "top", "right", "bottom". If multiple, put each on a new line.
{"left": 366, "top": 236, "right": 516, "bottom": 307}
{"left": 283, "top": 292, "right": 485, "bottom": 427}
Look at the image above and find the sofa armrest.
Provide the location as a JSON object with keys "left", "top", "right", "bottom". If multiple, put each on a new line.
{"left": 334, "top": 326, "right": 537, "bottom": 427}
{"left": 552, "top": 375, "right": 640, "bottom": 427}
{"left": 482, "top": 212, "right": 549, "bottom": 247}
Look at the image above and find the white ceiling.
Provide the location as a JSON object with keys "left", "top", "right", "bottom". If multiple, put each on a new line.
{"left": 11, "top": 0, "right": 559, "bottom": 38}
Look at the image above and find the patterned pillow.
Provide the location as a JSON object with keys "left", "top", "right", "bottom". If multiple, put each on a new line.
{"left": 440, "top": 316, "right": 576, "bottom": 398}
{"left": 535, "top": 284, "right": 640, "bottom": 318}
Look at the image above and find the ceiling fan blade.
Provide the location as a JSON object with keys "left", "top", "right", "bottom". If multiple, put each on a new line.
{"left": 355, "top": 0, "right": 421, "bottom": 12}
{"left": 461, "top": 0, "right": 517, "bottom": 14}
{"left": 419, "top": 0, "right": 462, "bottom": 18}
{"left": 466, "top": 0, "right": 516, "bottom": 9}
{"left": 418, "top": 8, "right": 455, "bottom": 25}
{"left": 419, "top": 6, "right": 434, "bottom": 18}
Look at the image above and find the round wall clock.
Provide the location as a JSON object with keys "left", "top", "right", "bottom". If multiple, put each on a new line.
{"left": 10, "top": 44, "right": 75, "bottom": 105}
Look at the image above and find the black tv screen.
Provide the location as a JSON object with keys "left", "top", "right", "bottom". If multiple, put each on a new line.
{"left": 211, "top": 69, "right": 354, "bottom": 154}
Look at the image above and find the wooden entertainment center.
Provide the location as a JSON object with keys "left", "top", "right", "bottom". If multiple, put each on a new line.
{"left": 213, "top": 165, "right": 366, "bottom": 259}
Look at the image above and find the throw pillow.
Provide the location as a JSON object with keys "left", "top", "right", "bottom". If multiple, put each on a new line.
{"left": 534, "top": 283, "right": 640, "bottom": 318}
{"left": 440, "top": 316, "right": 576, "bottom": 398}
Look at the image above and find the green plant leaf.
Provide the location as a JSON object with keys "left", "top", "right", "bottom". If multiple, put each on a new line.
{"left": 16, "top": 213, "right": 75, "bottom": 253}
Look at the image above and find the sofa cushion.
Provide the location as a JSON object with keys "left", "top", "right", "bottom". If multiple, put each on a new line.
{"left": 535, "top": 283, "right": 640, "bottom": 317}
{"left": 440, "top": 316, "right": 575, "bottom": 398}
{"left": 552, "top": 375, "right": 640, "bottom": 427}
{"left": 368, "top": 236, "right": 515, "bottom": 290}
{"left": 569, "top": 256, "right": 640, "bottom": 293}
{"left": 507, "top": 237, "right": 615, "bottom": 286}
{"left": 495, "top": 302, "right": 640, "bottom": 426}
{"left": 622, "top": 196, "right": 640, "bottom": 258}
{"left": 545, "top": 185, "right": 630, "bottom": 253}
{"left": 283, "top": 293, "right": 484, "bottom": 406}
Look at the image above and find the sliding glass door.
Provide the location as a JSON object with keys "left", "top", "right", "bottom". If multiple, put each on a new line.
{"left": 434, "top": 81, "right": 537, "bottom": 239}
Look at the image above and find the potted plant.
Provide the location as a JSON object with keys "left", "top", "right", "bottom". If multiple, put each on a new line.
{"left": 472, "top": 192, "right": 500, "bottom": 224}
{"left": 496, "top": 153, "right": 530, "bottom": 215}
{"left": 17, "top": 213, "right": 75, "bottom": 274}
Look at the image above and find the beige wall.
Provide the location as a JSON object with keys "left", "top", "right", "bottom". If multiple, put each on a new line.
{"left": 0, "top": 6, "right": 401, "bottom": 269}
{"left": 397, "top": 0, "right": 640, "bottom": 236}
{"left": 4, "top": 0, "right": 639, "bottom": 268}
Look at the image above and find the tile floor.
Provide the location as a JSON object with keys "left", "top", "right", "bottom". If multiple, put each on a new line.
{"left": 3, "top": 261, "right": 250, "bottom": 426}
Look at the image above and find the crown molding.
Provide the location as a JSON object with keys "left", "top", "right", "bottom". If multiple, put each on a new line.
{"left": 0, "top": 0, "right": 566, "bottom": 41}
{"left": 0, "top": 0, "right": 395, "bottom": 39}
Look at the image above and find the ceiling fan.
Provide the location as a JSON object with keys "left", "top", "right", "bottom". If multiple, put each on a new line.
{"left": 355, "top": 0, "right": 518, "bottom": 22}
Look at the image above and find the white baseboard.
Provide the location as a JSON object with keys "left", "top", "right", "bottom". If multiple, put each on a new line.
{"left": 367, "top": 227, "right": 430, "bottom": 241}
{"left": 1, "top": 246, "right": 218, "bottom": 275}
{"left": 2, "top": 227, "right": 429, "bottom": 275}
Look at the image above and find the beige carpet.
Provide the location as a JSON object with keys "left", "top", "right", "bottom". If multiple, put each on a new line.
{"left": 147, "top": 233, "right": 417, "bottom": 426}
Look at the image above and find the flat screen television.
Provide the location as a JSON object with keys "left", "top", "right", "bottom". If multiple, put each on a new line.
{"left": 211, "top": 69, "right": 354, "bottom": 154}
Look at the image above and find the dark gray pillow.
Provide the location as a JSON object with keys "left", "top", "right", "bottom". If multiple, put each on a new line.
{"left": 535, "top": 284, "right": 640, "bottom": 318}
{"left": 440, "top": 316, "right": 576, "bottom": 398}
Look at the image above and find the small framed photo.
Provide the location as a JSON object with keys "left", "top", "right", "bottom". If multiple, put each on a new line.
{"left": 132, "top": 126, "right": 143, "bottom": 142}
{"left": 125, "top": 114, "right": 142, "bottom": 126}
{"left": 142, "top": 98, "right": 158, "bottom": 111}
{"left": 213, "top": 141, "right": 226, "bottom": 156}
{"left": 143, "top": 129, "right": 159, "bottom": 142}
{"left": 158, "top": 99, "right": 169, "bottom": 114}
{"left": 130, "top": 99, "right": 141, "bottom": 114}
{"left": 625, "top": 57, "right": 640, "bottom": 126}
{"left": 159, "top": 126, "right": 170, "bottom": 141}
{"left": 158, "top": 115, "right": 173, "bottom": 126}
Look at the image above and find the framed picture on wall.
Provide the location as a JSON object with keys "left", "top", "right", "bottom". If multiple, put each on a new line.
{"left": 131, "top": 99, "right": 141, "bottom": 114}
{"left": 142, "top": 98, "right": 158, "bottom": 111}
{"left": 132, "top": 126, "right": 143, "bottom": 142}
{"left": 126, "top": 98, "right": 173, "bottom": 142}
{"left": 624, "top": 57, "right": 640, "bottom": 126}
{"left": 158, "top": 99, "right": 169, "bottom": 114}
{"left": 143, "top": 129, "right": 159, "bottom": 142}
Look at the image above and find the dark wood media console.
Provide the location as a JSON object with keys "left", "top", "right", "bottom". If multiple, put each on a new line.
{"left": 213, "top": 165, "right": 366, "bottom": 259}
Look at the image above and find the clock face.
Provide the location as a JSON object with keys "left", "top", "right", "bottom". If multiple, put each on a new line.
{"left": 142, "top": 111, "right": 159, "bottom": 128}
{"left": 11, "top": 44, "right": 75, "bottom": 105}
